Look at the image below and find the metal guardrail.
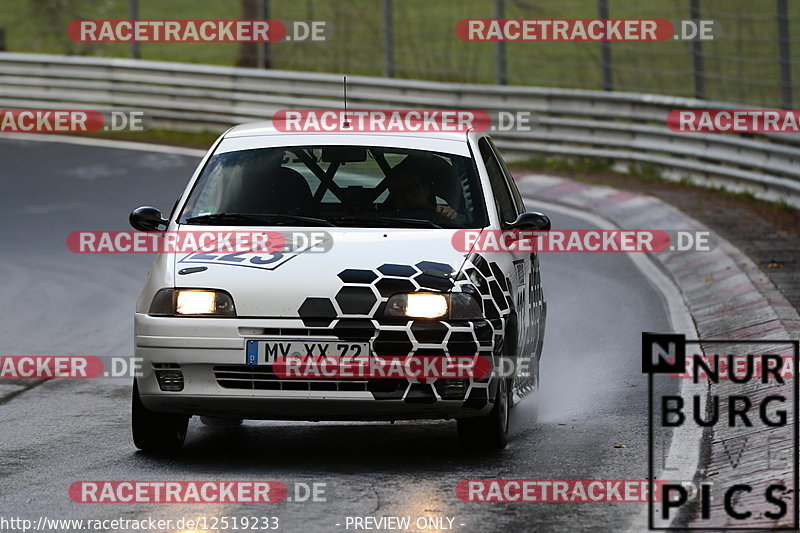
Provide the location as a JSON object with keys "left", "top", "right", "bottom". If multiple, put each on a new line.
{"left": 1, "top": 52, "right": 799, "bottom": 207}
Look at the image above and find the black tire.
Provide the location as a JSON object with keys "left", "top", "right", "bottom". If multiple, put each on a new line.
{"left": 131, "top": 379, "right": 189, "bottom": 452}
{"left": 200, "top": 416, "right": 243, "bottom": 427}
{"left": 457, "top": 377, "right": 510, "bottom": 451}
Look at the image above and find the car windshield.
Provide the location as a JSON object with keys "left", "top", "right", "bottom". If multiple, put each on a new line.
{"left": 179, "top": 145, "right": 488, "bottom": 229}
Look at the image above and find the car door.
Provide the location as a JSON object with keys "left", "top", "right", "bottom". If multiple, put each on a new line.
{"left": 478, "top": 136, "right": 540, "bottom": 401}
{"left": 490, "top": 138, "right": 545, "bottom": 381}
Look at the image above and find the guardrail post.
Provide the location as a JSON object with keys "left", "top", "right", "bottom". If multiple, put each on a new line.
{"left": 382, "top": 0, "right": 394, "bottom": 78}
{"left": 495, "top": 0, "right": 507, "bottom": 85}
{"left": 261, "top": 0, "right": 271, "bottom": 69}
{"left": 597, "top": 0, "right": 613, "bottom": 91}
{"left": 777, "top": 0, "right": 792, "bottom": 109}
{"left": 690, "top": 0, "right": 705, "bottom": 100}
{"left": 129, "top": 0, "right": 140, "bottom": 59}
{"left": 0, "top": 28, "right": 5, "bottom": 52}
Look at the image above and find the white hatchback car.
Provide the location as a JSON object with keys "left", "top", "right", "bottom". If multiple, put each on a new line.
{"left": 130, "top": 123, "right": 549, "bottom": 452}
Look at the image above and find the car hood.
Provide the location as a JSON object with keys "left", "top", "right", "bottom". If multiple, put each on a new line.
{"left": 172, "top": 227, "right": 478, "bottom": 317}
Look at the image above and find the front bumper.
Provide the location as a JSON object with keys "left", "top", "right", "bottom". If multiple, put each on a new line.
{"left": 134, "top": 313, "right": 499, "bottom": 420}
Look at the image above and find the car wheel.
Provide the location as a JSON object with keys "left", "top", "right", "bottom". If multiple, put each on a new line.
{"left": 131, "top": 379, "right": 189, "bottom": 452}
{"left": 200, "top": 416, "right": 243, "bottom": 427}
{"left": 457, "top": 377, "right": 510, "bottom": 451}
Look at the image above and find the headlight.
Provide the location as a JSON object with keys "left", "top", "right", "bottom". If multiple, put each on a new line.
{"left": 177, "top": 290, "right": 216, "bottom": 315}
{"left": 384, "top": 292, "right": 482, "bottom": 319}
{"left": 148, "top": 288, "right": 236, "bottom": 317}
{"left": 405, "top": 293, "right": 448, "bottom": 318}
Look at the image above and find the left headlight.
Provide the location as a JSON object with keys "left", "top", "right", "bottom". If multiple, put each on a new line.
{"left": 148, "top": 288, "right": 237, "bottom": 317}
{"left": 384, "top": 292, "right": 482, "bottom": 319}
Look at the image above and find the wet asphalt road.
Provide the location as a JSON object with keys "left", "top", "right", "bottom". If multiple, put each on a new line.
{"left": 0, "top": 137, "right": 677, "bottom": 532}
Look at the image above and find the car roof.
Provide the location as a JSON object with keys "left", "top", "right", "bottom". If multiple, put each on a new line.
{"left": 224, "top": 121, "right": 471, "bottom": 142}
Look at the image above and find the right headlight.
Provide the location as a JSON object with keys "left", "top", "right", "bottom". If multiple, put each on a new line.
{"left": 384, "top": 292, "right": 483, "bottom": 319}
{"left": 148, "top": 288, "right": 237, "bottom": 317}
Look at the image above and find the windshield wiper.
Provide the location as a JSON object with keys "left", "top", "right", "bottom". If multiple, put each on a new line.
{"left": 184, "top": 213, "right": 335, "bottom": 227}
{"left": 329, "top": 215, "right": 442, "bottom": 229}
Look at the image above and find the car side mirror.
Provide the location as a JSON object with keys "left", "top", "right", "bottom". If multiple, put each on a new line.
{"left": 130, "top": 206, "right": 168, "bottom": 232}
{"left": 506, "top": 211, "right": 551, "bottom": 231}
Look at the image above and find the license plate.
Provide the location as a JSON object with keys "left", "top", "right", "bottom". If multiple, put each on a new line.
{"left": 245, "top": 340, "right": 369, "bottom": 365}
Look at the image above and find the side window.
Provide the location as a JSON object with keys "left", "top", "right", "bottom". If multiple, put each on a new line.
{"left": 488, "top": 138, "right": 526, "bottom": 214}
{"left": 479, "top": 138, "right": 517, "bottom": 224}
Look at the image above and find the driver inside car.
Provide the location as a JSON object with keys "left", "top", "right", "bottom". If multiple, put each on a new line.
{"left": 384, "top": 157, "right": 459, "bottom": 221}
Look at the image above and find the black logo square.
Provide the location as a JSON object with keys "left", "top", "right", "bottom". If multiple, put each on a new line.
{"left": 642, "top": 332, "right": 685, "bottom": 374}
